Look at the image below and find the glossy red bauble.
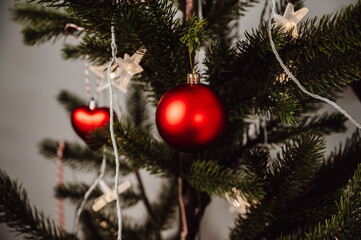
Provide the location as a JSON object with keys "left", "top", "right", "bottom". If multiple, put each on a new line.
{"left": 71, "top": 105, "right": 112, "bottom": 149}
{"left": 156, "top": 83, "right": 226, "bottom": 152}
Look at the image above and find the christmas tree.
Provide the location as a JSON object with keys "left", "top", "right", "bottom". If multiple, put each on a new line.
{"left": 1, "top": 0, "right": 361, "bottom": 239}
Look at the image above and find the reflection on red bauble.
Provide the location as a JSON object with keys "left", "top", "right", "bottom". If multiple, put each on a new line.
{"left": 71, "top": 104, "right": 112, "bottom": 150}
{"left": 156, "top": 83, "right": 226, "bottom": 152}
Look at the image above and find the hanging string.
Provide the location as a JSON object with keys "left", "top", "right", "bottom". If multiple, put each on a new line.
{"left": 178, "top": 178, "right": 188, "bottom": 240}
{"left": 107, "top": 22, "right": 123, "bottom": 240}
{"left": 84, "top": 54, "right": 92, "bottom": 100}
{"left": 84, "top": 54, "right": 100, "bottom": 101}
{"left": 185, "top": 0, "right": 194, "bottom": 21}
{"left": 261, "top": 116, "right": 268, "bottom": 144}
{"left": 64, "top": 23, "right": 99, "bottom": 102}
{"left": 74, "top": 147, "right": 107, "bottom": 237}
{"left": 64, "top": 23, "right": 89, "bottom": 36}
{"left": 56, "top": 141, "right": 66, "bottom": 233}
{"left": 268, "top": 0, "right": 361, "bottom": 129}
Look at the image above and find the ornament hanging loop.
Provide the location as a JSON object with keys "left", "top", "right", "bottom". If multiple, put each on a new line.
{"left": 110, "top": 25, "right": 117, "bottom": 58}
{"left": 187, "top": 71, "right": 200, "bottom": 84}
{"left": 89, "top": 98, "right": 96, "bottom": 110}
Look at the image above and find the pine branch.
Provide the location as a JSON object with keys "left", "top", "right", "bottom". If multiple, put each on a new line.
{"left": 11, "top": 3, "right": 74, "bottom": 45}
{"left": 148, "top": 177, "right": 178, "bottom": 231}
{"left": 116, "top": 0, "right": 188, "bottom": 102}
{"left": 79, "top": 210, "right": 105, "bottom": 240}
{"left": 25, "top": 0, "right": 70, "bottom": 7}
{"left": 134, "top": 172, "right": 161, "bottom": 239}
{"left": 278, "top": 163, "right": 361, "bottom": 240}
{"left": 9, "top": 1, "right": 361, "bottom": 239}
{"left": 92, "top": 187, "right": 178, "bottom": 240}
{"left": 243, "top": 145, "right": 269, "bottom": 179}
{"left": 229, "top": 131, "right": 326, "bottom": 240}
{"left": 57, "top": 90, "right": 87, "bottom": 115}
{"left": 205, "top": 2, "right": 361, "bottom": 132}
{"left": 99, "top": 119, "right": 176, "bottom": 176}
{"left": 78, "top": 210, "right": 139, "bottom": 240}
{"left": 279, "top": 3, "right": 361, "bottom": 94}
{"left": 267, "top": 112, "right": 348, "bottom": 144}
{"left": 126, "top": 84, "right": 153, "bottom": 132}
{"left": 122, "top": 178, "right": 179, "bottom": 239}
{"left": 20, "top": 25, "right": 65, "bottom": 45}
{"left": 39, "top": 139, "right": 133, "bottom": 175}
{"left": 276, "top": 0, "right": 305, "bottom": 14}
{"left": 65, "top": 0, "right": 188, "bottom": 101}
{"left": 205, "top": 39, "right": 302, "bottom": 125}
{"left": 0, "top": 170, "right": 73, "bottom": 240}
{"left": 81, "top": 209, "right": 153, "bottom": 240}
{"left": 13, "top": 1, "right": 191, "bottom": 102}
{"left": 187, "top": 160, "right": 264, "bottom": 200}
{"left": 55, "top": 182, "right": 141, "bottom": 209}
{"left": 85, "top": 210, "right": 141, "bottom": 240}
{"left": 278, "top": 130, "right": 361, "bottom": 233}
{"left": 203, "top": 0, "right": 260, "bottom": 41}
{"left": 11, "top": 3, "right": 70, "bottom": 25}
{"left": 231, "top": 130, "right": 360, "bottom": 239}
{"left": 266, "top": 91, "right": 302, "bottom": 124}
{"left": 269, "top": 131, "right": 326, "bottom": 203}
{"left": 315, "top": 130, "right": 361, "bottom": 197}
{"left": 120, "top": 221, "right": 147, "bottom": 240}
{"left": 61, "top": 35, "right": 112, "bottom": 63}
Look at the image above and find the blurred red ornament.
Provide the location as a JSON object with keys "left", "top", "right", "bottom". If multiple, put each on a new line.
{"left": 71, "top": 101, "right": 112, "bottom": 150}
{"left": 156, "top": 74, "right": 225, "bottom": 152}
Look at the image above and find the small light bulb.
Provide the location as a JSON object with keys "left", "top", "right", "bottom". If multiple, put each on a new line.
{"left": 232, "top": 199, "right": 242, "bottom": 208}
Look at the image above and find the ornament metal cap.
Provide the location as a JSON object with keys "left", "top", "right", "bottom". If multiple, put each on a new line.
{"left": 187, "top": 71, "right": 200, "bottom": 84}
{"left": 89, "top": 99, "right": 96, "bottom": 110}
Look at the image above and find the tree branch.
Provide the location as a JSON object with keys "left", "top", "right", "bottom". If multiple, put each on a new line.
{"left": 134, "top": 171, "right": 161, "bottom": 240}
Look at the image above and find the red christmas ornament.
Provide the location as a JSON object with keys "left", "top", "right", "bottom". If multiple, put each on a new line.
{"left": 71, "top": 100, "right": 112, "bottom": 149}
{"left": 156, "top": 73, "right": 226, "bottom": 152}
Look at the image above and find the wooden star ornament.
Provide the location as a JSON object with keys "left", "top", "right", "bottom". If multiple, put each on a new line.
{"left": 274, "top": 3, "right": 308, "bottom": 37}
{"left": 92, "top": 180, "right": 131, "bottom": 212}
{"left": 90, "top": 47, "right": 146, "bottom": 93}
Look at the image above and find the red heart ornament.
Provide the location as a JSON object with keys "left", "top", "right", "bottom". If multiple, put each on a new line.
{"left": 71, "top": 105, "right": 113, "bottom": 149}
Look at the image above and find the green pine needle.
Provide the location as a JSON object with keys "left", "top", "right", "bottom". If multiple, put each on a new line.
{"left": 0, "top": 170, "right": 73, "bottom": 239}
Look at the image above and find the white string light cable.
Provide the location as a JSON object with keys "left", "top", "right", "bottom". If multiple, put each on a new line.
{"left": 107, "top": 22, "right": 123, "bottom": 240}
{"left": 56, "top": 141, "right": 66, "bottom": 233}
{"left": 198, "top": 0, "right": 203, "bottom": 18}
{"left": 268, "top": 0, "right": 361, "bottom": 129}
{"left": 73, "top": 147, "right": 107, "bottom": 237}
{"left": 262, "top": 116, "right": 268, "bottom": 144}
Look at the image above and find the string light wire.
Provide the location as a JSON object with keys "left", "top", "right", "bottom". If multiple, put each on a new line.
{"left": 268, "top": 0, "right": 361, "bottom": 129}
{"left": 107, "top": 22, "right": 123, "bottom": 240}
{"left": 56, "top": 141, "right": 65, "bottom": 232}
{"left": 74, "top": 148, "right": 107, "bottom": 237}
{"left": 198, "top": 0, "right": 202, "bottom": 18}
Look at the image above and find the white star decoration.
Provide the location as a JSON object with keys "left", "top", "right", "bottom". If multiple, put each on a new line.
{"left": 225, "top": 188, "right": 258, "bottom": 217}
{"left": 90, "top": 47, "right": 146, "bottom": 93}
{"left": 274, "top": 3, "right": 308, "bottom": 37}
{"left": 92, "top": 180, "right": 131, "bottom": 212}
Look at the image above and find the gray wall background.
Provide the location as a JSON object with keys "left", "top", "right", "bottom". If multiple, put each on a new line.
{"left": 0, "top": 0, "right": 359, "bottom": 239}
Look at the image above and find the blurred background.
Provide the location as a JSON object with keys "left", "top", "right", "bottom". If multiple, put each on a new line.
{"left": 0, "top": 0, "right": 359, "bottom": 239}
